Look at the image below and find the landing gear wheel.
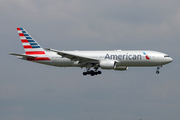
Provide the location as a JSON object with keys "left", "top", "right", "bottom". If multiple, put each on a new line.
{"left": 83, "top": 72, "right": 87, "bottom": 76}
{"left": 82, "top": 68, "right": 102, "bottom": 76}
{"left": 156, "top": 65, "right": 162, "bottom": 74}
{"left": 90, "top": 73, "right": 94, "bottom": 76}
{"left": 97, "top": 71, "right": 102, "bottom": 74}
{"left": 94, "top": 72, "right": 98, "bottom": 75}
{"left": 90, "top": 71, "right": 95, "bottom": 76}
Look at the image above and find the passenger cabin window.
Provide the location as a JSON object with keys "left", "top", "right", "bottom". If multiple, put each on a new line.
{"left": 164, "top": 55, "right": 170, "bottom": 57}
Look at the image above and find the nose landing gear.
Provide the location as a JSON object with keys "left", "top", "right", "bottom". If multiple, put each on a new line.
{"left": 156, "top": 65, "right": 162, "bottom": 74}
{"left": 156, "top": 71, "right": 159, "bottom": 74}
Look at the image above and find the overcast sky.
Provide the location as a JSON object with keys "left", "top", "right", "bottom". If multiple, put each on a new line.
{"left": 0, "top": 0, "right": 180, "bottom": 120}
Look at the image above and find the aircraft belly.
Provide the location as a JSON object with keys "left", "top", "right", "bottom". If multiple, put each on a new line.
{"left": 33, "top": 61, "right": 54, "bottom": 66}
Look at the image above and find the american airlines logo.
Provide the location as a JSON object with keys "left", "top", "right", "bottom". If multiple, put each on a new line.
{"left": 105, "top": 52, "right": 151, "bottom": 60}
{"left": 105, "top": 53, "right": 142, "bottom": 60}
{"left": 143, "top": 52, "right": 150, "bottom": 60}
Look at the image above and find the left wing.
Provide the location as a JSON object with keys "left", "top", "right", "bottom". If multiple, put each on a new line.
{"left": 45, "top": 48, "right": 99, "bottom": 64}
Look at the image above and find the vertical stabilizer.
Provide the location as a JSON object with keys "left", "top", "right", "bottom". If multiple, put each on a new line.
{"left": 17, "top": 28, "right": 50, "bottom": 61}
{"left": 17, "top": 28, "right": 46, "bottom": 55}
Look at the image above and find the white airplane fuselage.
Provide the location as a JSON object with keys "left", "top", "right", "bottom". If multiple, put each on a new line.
{"left": 28, "top": 50, "right": 172, "bottom": 67}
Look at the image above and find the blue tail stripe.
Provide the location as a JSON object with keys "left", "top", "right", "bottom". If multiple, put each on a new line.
{"left": 32, "top": 46, "right": 41, "bottom": 48}
{"left": 24, "top": 34, "right": 29, "bottom": 36}
{"left": 30, "top": 43, "right": 38, "bottom": 45}
{"left": 28, "top": 40, "right": 35, "bottom": 42}
{"left": 26, "top": 37, "right": 32, "bottom": 39}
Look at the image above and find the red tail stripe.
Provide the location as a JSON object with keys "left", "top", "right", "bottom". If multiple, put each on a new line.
{"left": 21, "top": 39, "right": 28, "bottom": 42}
{"left": 23, "top": 45, "right": 32, "bottom": 49}
{"left": 17, "top": 28, "right": 21, "bottom": 30}
{"left": 26, "top": 51, "right": 45, "bottom": 55}
{"left": 19, "top": 33, "right": 24, "bottom": 36}
{"left": 27, "top": 57, "right": 50, "bottom": 61}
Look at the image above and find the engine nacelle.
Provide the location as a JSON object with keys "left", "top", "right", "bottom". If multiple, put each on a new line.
{"left": 99, "top": 60, "right": 115, "bottom": 69}
{"left": 114, "top": 66, "right": 128, "bottom": 71}
{"left": 99, "top": 60, "right": 128, "bottom": 71}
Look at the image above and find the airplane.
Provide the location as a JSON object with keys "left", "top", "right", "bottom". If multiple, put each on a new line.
{"left": 9, "top": 28, "right": 173, "bottom": 76}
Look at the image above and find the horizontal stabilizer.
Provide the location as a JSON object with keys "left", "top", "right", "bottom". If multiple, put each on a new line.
{"left": 8, "top": 53, "right": 36, "bottom": 58}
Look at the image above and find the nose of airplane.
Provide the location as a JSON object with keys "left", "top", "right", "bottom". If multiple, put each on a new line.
{"left": 169, "top": 57, "right": 173, "bottom": 63}
{"left": 166, "top": 57, "right": 173, "bottom": 64}
{"left": 163, "top": 56, "right": 173, "bottom": 65}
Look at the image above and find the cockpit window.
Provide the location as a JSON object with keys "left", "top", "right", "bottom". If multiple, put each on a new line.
{"left": 164, "top": 55, "right": 170, "bottom": 57}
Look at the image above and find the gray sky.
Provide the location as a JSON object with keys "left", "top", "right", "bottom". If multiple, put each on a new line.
{"left": 0, "top": 0, "right": 180, "bottom": 120}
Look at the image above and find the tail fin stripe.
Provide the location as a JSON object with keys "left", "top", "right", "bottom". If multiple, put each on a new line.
{"left": 18, "top": 31, "right": 27, "bottom": 34}
{"left": 24, "top": 49, "right": 45, "bottom": 51}
{"left": 24, "top": 34, "right": 29, "bottom": 36}
{"left": 19, "top": 33, "right": 29, "bottom": 36}
{"left": 23, "top": 45, "right": 32, "bottom": 49}
{"left": 32, "top": 46, "right": 41, "bottom": 48}
{"left": 26, "top": 51, "right": 45, "bottom": 55}
{"left": 28, "top": 40, "right": 35, "bottom": 42}
{"left": 30, "top": 43, "right": 38, "bottom": 45}
{"left": 19, "top": 33, "right": 25, "bottom": 36}
{"left": 26, "top": 37, "right": 32, "bottom": 39}
{"left": 21, "top": 40, "right": 35, "bottom": 42}
{"left": 21, "top": 40, "right": 29, "bottom": 42}
{"left": 22, "top": 43, "right": 30, "bottom": 45}
{"left": 23, "top": 45, "right": 41, "bottom": 49}
{"left": 27, "top": 57, "right": 50, "bottom": 61}
{"left": 20, "top": 37, "right": 26, "bottom": 39}
{"left": 17, "top": 28, "right": 23, "bottom": 30}
{"left": 21, "top": 40, "right": 36, "bottom": 43}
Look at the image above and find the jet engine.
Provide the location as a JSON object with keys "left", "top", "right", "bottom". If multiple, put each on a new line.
{"left": 99, "top": 60, "right": 115, "bottom": 69}
{"left": 99, "top": 60, "right": 128, "bottom": 71}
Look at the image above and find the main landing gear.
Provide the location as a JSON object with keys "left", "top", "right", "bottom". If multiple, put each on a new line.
{"left": 156, "top": 65, "right": 162, "bottom": 74}
{"left": 83, "top": 69, "right": 102, "bottom": 76}
{"left": 83, "top": 70, "right": 102, "bottom": 76}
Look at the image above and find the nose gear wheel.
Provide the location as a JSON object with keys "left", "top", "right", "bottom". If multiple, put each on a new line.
{"left": 156, "top": 65, "right": 162, "bottom": 74}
